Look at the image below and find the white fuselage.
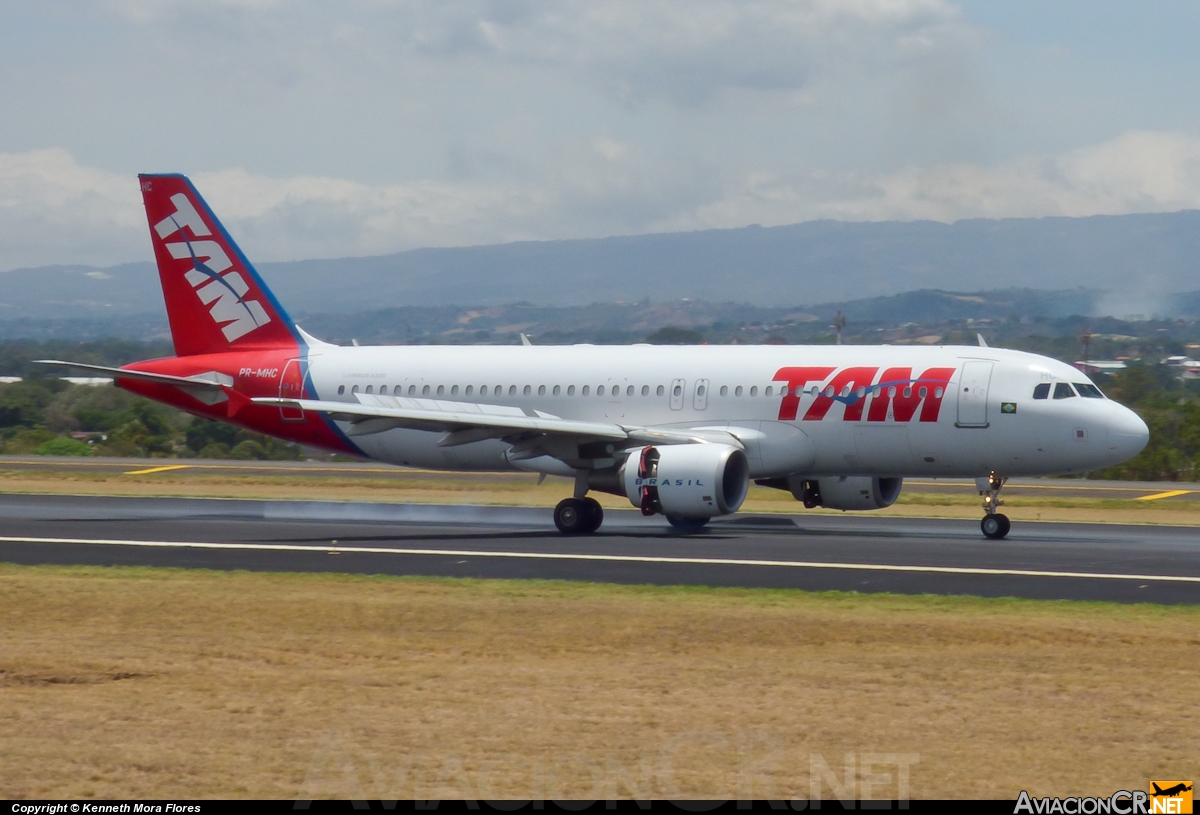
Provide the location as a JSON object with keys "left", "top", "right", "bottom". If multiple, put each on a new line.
{"left": 301, "top": 343, "right": 1148, "bottom": 480}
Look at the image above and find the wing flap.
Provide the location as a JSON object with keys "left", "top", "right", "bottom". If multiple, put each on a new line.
{"left": 252, "top": 396, "right": 632, "bottom": 440}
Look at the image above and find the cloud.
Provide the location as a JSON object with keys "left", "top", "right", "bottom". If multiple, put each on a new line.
{"left": 86, "top": 0, "right": 975, "bottom": 107}
{"left": 4, "top": 130, "right": 1200, "bottom": 273}
{"left": 677, "top": 130, "right": 1200, "bottom": 228}
{"left": 0, "top": 149, "right": 144, "bottom": 270}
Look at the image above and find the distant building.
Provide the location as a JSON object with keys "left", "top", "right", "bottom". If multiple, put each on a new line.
{"left": 1074, "top": 360, "right": 1127, "bottom": 374}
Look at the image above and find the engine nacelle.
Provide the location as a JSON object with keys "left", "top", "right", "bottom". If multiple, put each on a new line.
{"left": 622, "top": 444, "right": 750, "bottom": 518}
{"left": 792, "top": 476, "right": 903, "bottom": 511}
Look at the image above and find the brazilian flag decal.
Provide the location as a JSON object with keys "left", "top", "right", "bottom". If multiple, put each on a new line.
{"left": 1001, "top": 402, "right": 1017, "bottom": 414}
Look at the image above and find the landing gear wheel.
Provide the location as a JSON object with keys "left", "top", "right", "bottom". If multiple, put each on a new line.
{"left": 981, "top": 513, "right": 1010, "bottom": 540}
{"left": 554, "top": 498, "right": 588, "bottom": 534}
{"left": 666, "top": 515, "right": 710, "bottom": 533}
{"left": 582, "top": 497, "right": 604, "bottom": 533}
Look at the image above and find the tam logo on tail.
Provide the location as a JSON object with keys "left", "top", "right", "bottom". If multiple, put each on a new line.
{"left": 140, "top": 175, "right": 296, "bottom": 356}
{"left": 153, "top": 191, "right": 271, "bottom": 342}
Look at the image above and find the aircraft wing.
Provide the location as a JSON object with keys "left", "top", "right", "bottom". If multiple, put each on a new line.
{"left": 251, "top": 394, "right": 739, "bottom": 449}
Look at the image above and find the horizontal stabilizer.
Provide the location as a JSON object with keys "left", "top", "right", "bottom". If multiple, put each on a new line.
{"left": 34, "top": 360, "right": 231, "bottom": 389}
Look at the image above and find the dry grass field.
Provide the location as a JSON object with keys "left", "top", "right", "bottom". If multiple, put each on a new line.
{"left": 2, "top": 464, "right": 1200, "bottom": 526}
{"left": 1, "top": 565, "right": 1197, "bottom": 800}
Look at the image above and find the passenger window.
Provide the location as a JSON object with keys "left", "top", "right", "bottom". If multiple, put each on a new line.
{"left": 552, "top": 385, "right": 560, "bottom": 396}
{"left": 735, "top": 386, "right": 743, "bottom": 396}
{"left": 408, "top": 385, "right": 416, "bottom": 395}
{"left": 641, "top": 385, "right": 649, "bottom": 396}
{"left": 480, "top": 385, "right": 488, "bottom": 396}
{"left": 765, "top": 386, "right": 772, "bottom": 397}
{"left": 466, "top": 385, "right": 474, "bottom": 396}
{"left": 568, "top": 385, "right": 576, "bottom": 396}
{"left": 523, "top": 385, "right": 531, "bottom": 396}
{"left": 351, "top": 385, "right": 359, "bottom": 394}
{"left": 698, "top": 385, "right": 707, "bottom": 397}
{"left": 1053, "top": 383, "right": 1076, "bottom": 399}
{"left": 437, "top": 385, "right": 444, "bottom": 396}
{"left": 918, "top": 387, "right": 927, "bottom": 399}
{"left": 338, "top": 385, "right": 345, "bottom": 395}
{"left": 1074, "top": 383, "right": 1104, "bottom": 398}
{"left": 657, "top": 385, "right": 664, "bottom": 396}
{"left": 379, "top": 385, "right": 388, "bottom": 395}
{"left": 627, "top": 385, "right": 634, "bottom": 396}
{"left": 508, "top": 385, "right": 516, "bottom": 396}
{"left": 720, "top": 385, "right": 728, "bottom": 396}
{"left": 750, "top": 386, "right": 758, "bottom": 396}
{"left": 451, "top": 385, "right": 458, "bottom": 395}
{"left": 598, "top": 385, "right": 605, "bottom": 396}
{"left": 538, "top": 385, "right": 546, "bottom": 396}
{"left": 1032, "top": 383, "right": 1050, "bottom": 400}
{"left": 673, "top": 384, "right": 682, "bottom": 397}
{"left": 422, "top": 385, "right": 430, "bottom": 395}
{"left": 365, "top": 385, "right": 373, "bottom": 394}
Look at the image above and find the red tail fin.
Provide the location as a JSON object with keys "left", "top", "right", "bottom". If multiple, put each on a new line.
{"left": 139, "top": 174, "right": 297, "bottom": 356}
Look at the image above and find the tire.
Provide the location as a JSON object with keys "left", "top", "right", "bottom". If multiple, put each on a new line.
{"left": 666, "top": 515, "right": 710, "bottom": 533}
{"left": 554, "top": 498, "right": 588, "bottom": 534}
{"left": 582, "top": 497, "right": 604, "bottom": 533}
{"left": 981, "top": 513, "right": 1010, "bottom": 540}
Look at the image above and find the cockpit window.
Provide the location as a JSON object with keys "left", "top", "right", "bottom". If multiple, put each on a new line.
{"left": 1053, "top": 382, "right": 1077, "bottom": 399}
{"left": 1032, "top": 383, "right": 1050, "bottom": 400}
{"left": 1074, "top": 383, "right": 1104, "bottom": 398}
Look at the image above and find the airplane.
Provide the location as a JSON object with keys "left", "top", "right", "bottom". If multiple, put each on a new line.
{"left": 39, "top": 174, "right": 1150, "bottom": 539}
{"left": 1151, "top": 783, "right": 1193, "bottom": 797}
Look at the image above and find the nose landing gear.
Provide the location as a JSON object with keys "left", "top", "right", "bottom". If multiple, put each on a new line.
{"left": 978, "top": 471, "right": 1010, "bottom": 539}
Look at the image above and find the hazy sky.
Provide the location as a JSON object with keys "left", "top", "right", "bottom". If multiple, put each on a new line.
{"left": 2, "top": 0, "right": 1199, "bottom": 271}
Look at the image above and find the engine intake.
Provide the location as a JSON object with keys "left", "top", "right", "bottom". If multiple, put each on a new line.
{"left": 622, "top": 444, "right": 750, "bottom": 518}
{"left": 792, "top": 476, "right": 903, "bottom": 511}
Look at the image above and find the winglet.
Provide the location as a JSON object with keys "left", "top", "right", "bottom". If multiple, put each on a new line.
{"left": 977, "top": 333, "right": 988, "bottom": 348}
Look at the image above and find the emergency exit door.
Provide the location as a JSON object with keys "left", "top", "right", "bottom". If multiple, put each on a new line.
{"left": 956, "top": 361, "right": 993, "bottom": 428}
{"left": 278, "top": 359, "right": 308, "bottom": 422}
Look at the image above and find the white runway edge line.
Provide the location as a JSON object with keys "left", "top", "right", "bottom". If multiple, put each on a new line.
{"left": 2, "top": 535, "right": 1200, "bottom": 584}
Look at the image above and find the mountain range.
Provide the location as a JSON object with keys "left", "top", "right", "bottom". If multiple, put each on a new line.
{"left": 2, "top": 209, "right": 1200, "bottom": 339}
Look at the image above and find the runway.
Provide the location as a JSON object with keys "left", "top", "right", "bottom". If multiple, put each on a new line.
{"left": 1, "top": 494, "right": 1198, "bottom": 603}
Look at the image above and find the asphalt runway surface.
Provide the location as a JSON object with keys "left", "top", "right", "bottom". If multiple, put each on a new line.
{"left": 3, "top": 455, "right": 1200, "bottom": 502}
{"left": 1, "top": 493, "right": 1198, "bottom": 604}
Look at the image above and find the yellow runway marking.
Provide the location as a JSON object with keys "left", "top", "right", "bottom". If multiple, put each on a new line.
{"left": 123, "top": 465, "right": 192, "bottom": 476}
{"left": 1134, "top": 490, "right": 1193, "bottom": 501}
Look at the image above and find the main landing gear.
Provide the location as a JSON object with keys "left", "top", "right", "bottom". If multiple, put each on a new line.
{"left": 978, "top": 471, "right": 1010, "bottom": 539}
{"left": 554, "top": 496, "right": 604, "bottom": 534}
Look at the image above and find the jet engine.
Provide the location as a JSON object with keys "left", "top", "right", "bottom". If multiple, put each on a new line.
{"left": 791, "top": 476, "right": 903, "bottom": 511}
{"left": 620, "top": 444, "right": 750, "bottom": 518}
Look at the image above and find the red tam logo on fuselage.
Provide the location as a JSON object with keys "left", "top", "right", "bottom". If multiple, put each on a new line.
{"left": 773, "top": 366, "right": 956, "bottom": 423}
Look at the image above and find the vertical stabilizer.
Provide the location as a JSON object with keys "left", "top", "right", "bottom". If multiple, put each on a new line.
{"left": 139, "top": 174, "right": 297, "bottom": 356}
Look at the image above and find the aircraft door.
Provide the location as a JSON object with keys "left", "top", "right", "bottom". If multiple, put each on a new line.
{"left": 693, "top": 379, "right": 710, "bottom": 411}
{"left": 956, "top": 361, "right": 993, "bottom": 428}
{"left": 669, "top": 378, "right": 686, "bottom": 410}
{"left": 279, "top": 358, "right": 308, "bottom": 422}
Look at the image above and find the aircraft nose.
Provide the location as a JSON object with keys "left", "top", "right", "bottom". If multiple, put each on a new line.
{"left": 1106, "top": 403, "right": 1149, "bottom": 462}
